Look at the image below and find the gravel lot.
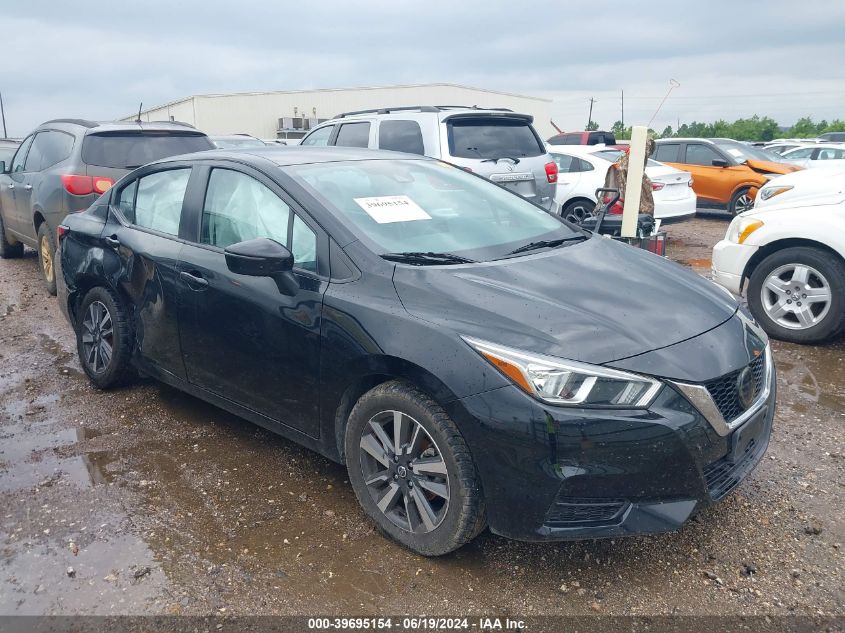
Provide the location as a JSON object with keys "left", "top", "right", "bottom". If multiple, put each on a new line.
{"left": 0, "top": 215, "right": 842, "bottom": 619}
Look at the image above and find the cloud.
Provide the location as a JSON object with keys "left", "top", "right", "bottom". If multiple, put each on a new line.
{"left": 1, "top": 0, "right": 843, "bottom": 136}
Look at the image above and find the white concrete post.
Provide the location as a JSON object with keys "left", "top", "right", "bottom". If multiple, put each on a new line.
{"left": 622, "top": 126, "right": 648, "bottom": 238}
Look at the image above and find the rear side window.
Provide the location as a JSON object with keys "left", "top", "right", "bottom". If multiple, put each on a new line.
{"left": 447, "top": 118, "right": 544, "bottom": 159}
{"left": 685, "top": 144, "right": 722, "bottom": 166}
{"left": 334, "top": 122, "right": 371, "bottom": 148}
{"left": 378, "top": 120, "right": 424, "bottom": 155}
{"left": 126, "top": 168, "right": 191, "bottom": 236}
{"left": 551, "top": 153, "right": 575, "bottom": 172}
{"left": 654, "top": 143, "right": 680, "bottom": 162}
{"left": 81, "top": 133, "right": 212, "bottom": 169}
{"left": 562, "top": 134, "right": 583, "bottom": 145}
{"left": 25, "top": 131, "right": 74, "bottom": 171}
{"left": 301, "top": 125, "right": 334, "bottom": 147}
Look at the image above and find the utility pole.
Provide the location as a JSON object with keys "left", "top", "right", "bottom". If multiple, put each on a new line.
{"left": 587, "top": 97, "right": 596, "bottom": 129}
{"left": 0, "top": 91, "right": 7, "bottom": 138}
{"left": 621, "top": 90, "right": 624, "bottom": 128}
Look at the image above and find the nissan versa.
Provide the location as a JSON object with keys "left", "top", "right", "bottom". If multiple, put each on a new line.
{"left": 55, "top": 147, "right": 776, "bottom": 556}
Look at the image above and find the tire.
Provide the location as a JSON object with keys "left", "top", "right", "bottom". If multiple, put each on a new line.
{"left": 76, "top": 286, "right": 136, "bottom": 389}
{"left": 728, "top": 187, "right": 754, "bottom": 216}
{"left": 36, "top": 223, "right": 57, "bottom": 295}
{"left": 0, "top": 212, "right": 23, "bottom": 258}
{"left": 345, "top": 380, "right": 486, "bottom": 556}
{"left": 747, "top": 246, "right": 845, "bottom": 344}
{"left": 561, "top": 199, "right": 596, "bottom": 224}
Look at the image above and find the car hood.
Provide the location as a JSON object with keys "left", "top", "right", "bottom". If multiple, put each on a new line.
{"left": 393, "top": 236, "right": 738, "bottom": 366}
{"left": 746, "top": 159, "right": 802, "bottom": 174}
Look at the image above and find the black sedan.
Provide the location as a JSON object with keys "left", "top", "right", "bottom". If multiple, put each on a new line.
{"left": 55, "top": 147, "right": 775, "bottom": 556}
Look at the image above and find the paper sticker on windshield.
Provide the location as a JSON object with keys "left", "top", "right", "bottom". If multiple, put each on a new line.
{"left": 354, "top": 196, "right": 432, "bottom": 224}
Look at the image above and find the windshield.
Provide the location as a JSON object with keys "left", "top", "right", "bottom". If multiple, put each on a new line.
{"left": 447, "top": 118, "right": 544, "bottom": 160}
{"left": 289, "top": 159, "right": 580, "bottom": 261}
{"left": 82, "top": 132, "right": 213, "bottom": 169}
{"left": 712, "top": 141, "right": 781, "bottom": 163}
{"left": 213, "top": 137, "right": 267, "bottom": 149}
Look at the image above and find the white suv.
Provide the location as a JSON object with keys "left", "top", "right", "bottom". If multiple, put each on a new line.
{"left": 299, "top": 106, "right": 557, "bottom": 210}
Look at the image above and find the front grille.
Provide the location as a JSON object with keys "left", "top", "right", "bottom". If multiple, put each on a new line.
{"left": 703, "top": 354, "right": 765, "bottom": 422}
{"left": 545, "top": 497, "right": 629, "bottom": 528}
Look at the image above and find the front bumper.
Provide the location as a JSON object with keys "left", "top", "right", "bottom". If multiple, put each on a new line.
{"left": 445, "top": 359, "right": 776, "bottom": 542}
{"left": 712, "top": 239, "right": 759, "bottom": 295}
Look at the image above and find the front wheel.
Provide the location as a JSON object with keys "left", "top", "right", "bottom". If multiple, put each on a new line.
{"left": 729, "top": 187, "right": 754, "bottom": 216}
{"left": 37, "top": 223, "right": 57, "bottom": 295}
{"left": 747, "top": 246, "right": 845, "bottom": 344}
{"left": 345, "top": 381, "right": 486, "bottom": 556}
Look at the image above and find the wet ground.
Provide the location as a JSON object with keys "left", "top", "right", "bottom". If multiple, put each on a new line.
{"left": 0, "top": 217, "right": 843, "bottom": 617}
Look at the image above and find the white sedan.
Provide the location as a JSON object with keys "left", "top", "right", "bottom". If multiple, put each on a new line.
{"left": 712, "top": 196, "right": 845, "bottom": 343}
{"left": 755, "top": 166, "right": 845, "bottom": 209}
{"left": 547, "top": 145, "right": 696, "bottom": 223}
{"left": 780, "top": 144, "right": 845, "bottom": 169}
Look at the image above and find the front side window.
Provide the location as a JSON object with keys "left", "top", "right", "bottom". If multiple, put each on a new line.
{"left": 447, "top": 118, "right": 544, "bottom": 159}
{"left": 289, "top": 159, "right": 578, "bottom": 262}
{"left": 129, "top": 168, "right": 191, "bottom": 236}
{"left": 784, "top": 147, "right": 813, "bottom": 159}
{"left": 685, "top": 144, "right": 722, "bottom": 166}
{"left": 25, "top": 131, "right": 74, "bottom": 171}
{"left": 300, "top": 125, "right": 334, "bottom": 147}
{"left": 11, "top": 135, "right": 34, "bottom": 173}
{"left": 378, "top": 120, "right": 425, "bottom": 155}
{"left": 334, "top": 122, "right": 371, "bottom": 148}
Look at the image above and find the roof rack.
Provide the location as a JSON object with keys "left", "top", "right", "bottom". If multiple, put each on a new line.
{"left": 41, "top": 118, "right": 99, "bottom": 128}
{"left": 335, "top": 104, "right": 514, "bottom": 118}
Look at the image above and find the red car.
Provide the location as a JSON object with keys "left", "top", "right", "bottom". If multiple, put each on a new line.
{"left": 547, "top": 130, "right": 624, "bottom": 149}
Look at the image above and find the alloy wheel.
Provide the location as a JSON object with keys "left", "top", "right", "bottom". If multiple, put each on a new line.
{"left": 564, "top": 203, "right": 594, "bottom": 223}
{"left": 81, "top": 301, "right": 114, "bottom": 374}
{"left": 733, "top": 192, "right": 753, "bottom": 215}
{"left": 761, "top": 263, "right": 831, "bottom": 330}
{"left": 40, "top": 235, "right": 54, "bottom": 283}
{"left": 359, "top": 410, "right": 450, "bottom": 534}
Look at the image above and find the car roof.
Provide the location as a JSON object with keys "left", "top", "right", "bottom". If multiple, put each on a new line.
{"left": 35, "top": 119, "right": 204, "bottom": 135}
{"left": 153, "top": 146, "right": 431, "bottom": 168}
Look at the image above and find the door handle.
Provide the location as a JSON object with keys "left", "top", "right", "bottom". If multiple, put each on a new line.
{"left": 103, "top": 235, "right": 120, "bottom": 248}
{"left": 180, "top": 270, "right": 209, "bottom": 288}
{"left": 7, "top": 184, "right": 14, "bottom": 190}
{"left": 23, "top": 184, "right": 32, "bottom": 191}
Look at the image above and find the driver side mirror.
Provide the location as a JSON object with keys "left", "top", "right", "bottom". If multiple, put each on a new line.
{"left": 224, "top": 238, "right": 298, "bottom": 295}
{"left": 711, "top": 158, "right": 729, "bottom": 168}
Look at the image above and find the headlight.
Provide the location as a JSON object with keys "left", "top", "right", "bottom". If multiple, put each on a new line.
{"left": 463, "top": 337, "right": 662, "bottom": 408}
{"left": 727, "top": 217, "right": 764, "bottom": 244}
{"left": 759, "top": 185, "right": 793, "bottom": 201}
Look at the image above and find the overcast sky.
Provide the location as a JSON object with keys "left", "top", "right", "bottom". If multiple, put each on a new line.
{"left": 2, "top": 0, "right": 844, "bottom": 137}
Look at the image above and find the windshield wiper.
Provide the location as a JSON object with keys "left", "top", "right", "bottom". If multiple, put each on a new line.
{"left": 506, "top": 236, "right": 586, "bottom": 256}
{"left": 481, "top": 156, "right": 521, "bottom": 164}
{"left": 381, "top": 251, "right": 476, "bottom": 265}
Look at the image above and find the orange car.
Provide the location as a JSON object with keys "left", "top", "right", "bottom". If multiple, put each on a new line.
{"left": 654, "top": 138, "right": 801, "bottom": 215}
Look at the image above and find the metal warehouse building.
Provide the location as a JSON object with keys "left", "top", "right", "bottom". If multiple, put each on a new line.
{"left": 123, "top": 83, "right": 554, "bottom": 141}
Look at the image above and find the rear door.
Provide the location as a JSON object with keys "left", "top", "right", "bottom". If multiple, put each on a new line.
{"left": 176, "top": 163, "right": 328, "bottom": 437}
{"left": 103, "top": 164, "right": 197, "bottom": 380}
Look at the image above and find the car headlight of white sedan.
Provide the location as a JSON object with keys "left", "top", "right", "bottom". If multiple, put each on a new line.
{"left": 726, "top": 217, "right": 765, "bottom": 244}
{"left": 758, "top": 184, "right": 793, "bottom": 201}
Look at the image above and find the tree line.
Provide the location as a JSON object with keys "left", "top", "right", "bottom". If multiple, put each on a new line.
{"left": 603, "top": 116, "right": 845, "bottom": 141}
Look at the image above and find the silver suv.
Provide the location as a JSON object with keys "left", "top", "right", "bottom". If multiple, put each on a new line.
{"left": 299, "top": 106, "right": 557, "bottom": 210}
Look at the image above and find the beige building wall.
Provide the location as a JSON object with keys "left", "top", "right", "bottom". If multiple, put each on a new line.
{"left": 123, "top": 84, "right": 554, "bottom": 139}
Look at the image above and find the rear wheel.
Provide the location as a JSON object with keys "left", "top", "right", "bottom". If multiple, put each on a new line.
{"left": 729, "top": 187, "right": 754, "bottom": 216}
{"left": 76, "top": 286, "right": 135, "bottom": 388}
{"left": 37, "top": 223, "right": 57, "bottom": 295}
{"left": 345, "top": 381, "right": 485, "bottom": 556}
{"left": 0, "top": 212, "right": 23, "bottom": 258}
{"left": 747, "top": 246, "right": 845, "bottom": 344}
{"left": 561, "top": 199, "right": 596, "bottom": 223}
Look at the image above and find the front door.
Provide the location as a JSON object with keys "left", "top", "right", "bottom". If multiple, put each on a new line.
{"left": 177, "top": 165, "right": 326, "bottom": 437}
{"left": 1, "top": 135, "right": 34, "bottom": 237}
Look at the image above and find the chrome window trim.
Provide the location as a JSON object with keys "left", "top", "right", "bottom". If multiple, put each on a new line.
{"left": 671, "top": 347, "right": 772, "bottom": 437}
